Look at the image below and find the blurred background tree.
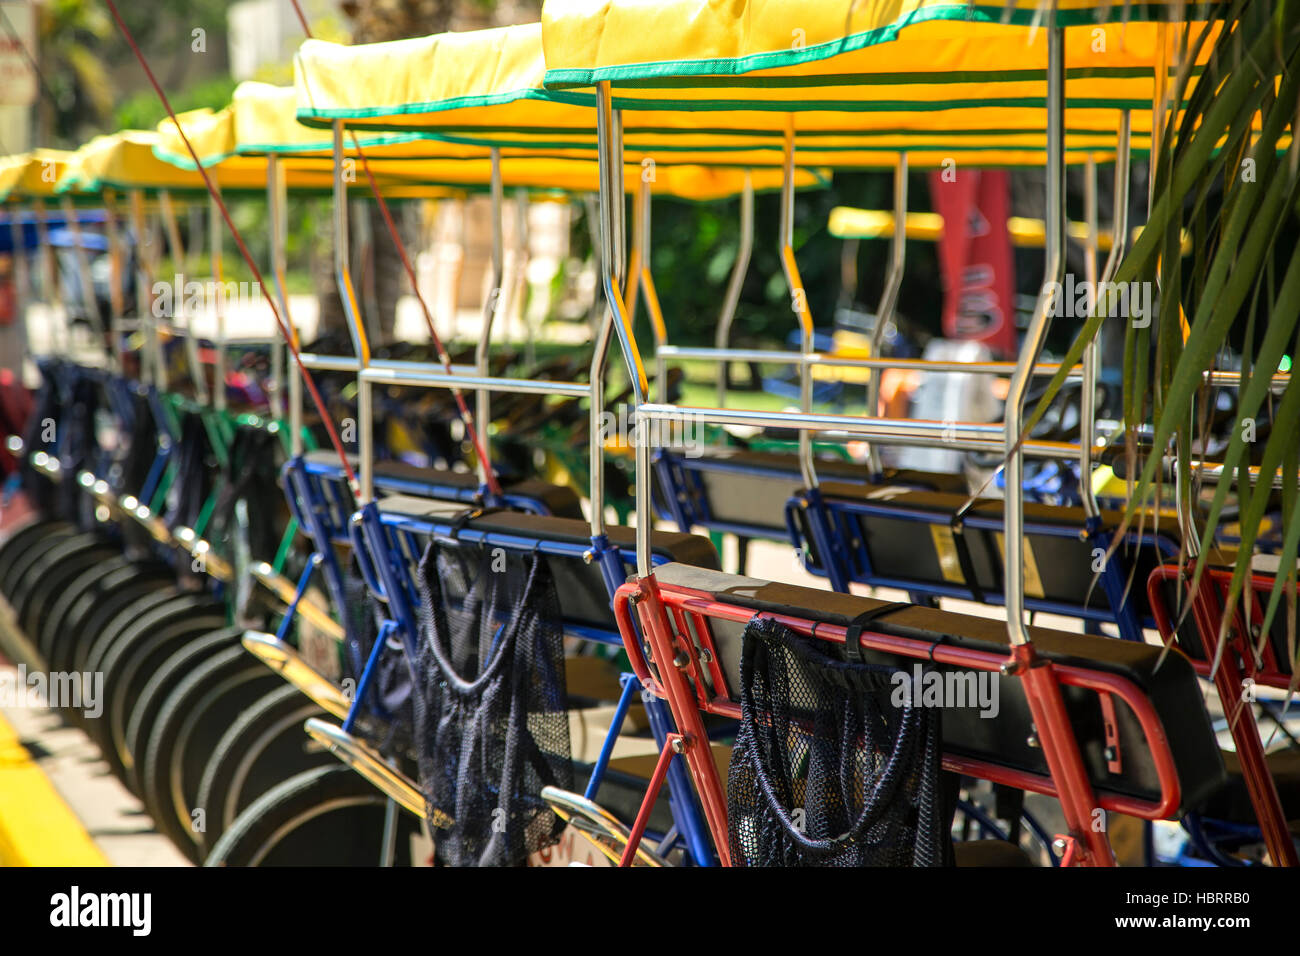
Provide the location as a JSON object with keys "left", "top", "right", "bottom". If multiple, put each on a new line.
{"left": 30, "top": 0, "right": 235, "bottom": 145}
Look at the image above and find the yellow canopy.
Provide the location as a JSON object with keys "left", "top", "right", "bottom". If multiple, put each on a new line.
{"left": 56, "top": 130, "right": 286, "bottom": 196}
{"left": 153, "top": 104, "right": 470, "bottom": 198}
{"left": 162, "top": 81, "right": 825, "bottom": 200}
{"left": 293, "top": 20, "right": 1149, "bottom": 163}
{"left": 154, "top": 84, "right": 478, "bottom": 164}
{"left": 539, "top": 1, "right": 1219, "bottom": 129}
{"left": 0, "top": 150, "right": 76, "bottom": 202}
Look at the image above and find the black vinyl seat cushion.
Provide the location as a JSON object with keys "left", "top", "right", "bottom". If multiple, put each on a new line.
{"left": 302, "top": 449, "right": 583, "bottom": 519}
{"left": 814, "top": 481, "right": 1178, "bottom": 613}
{"left": 376, "top": 497, "right": 719, "bottom": 633}
{"left": 1199, "top": 749, "right": 1300, "bottom": 825}
{"left": 658, "top": 448, "right": 966, "bottom": 534}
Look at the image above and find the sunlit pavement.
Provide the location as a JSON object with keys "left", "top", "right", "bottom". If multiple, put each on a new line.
{"left": 0, "top": 661, "right": 190, "bottom": 867}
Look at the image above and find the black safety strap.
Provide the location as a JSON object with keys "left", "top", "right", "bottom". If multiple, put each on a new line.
{"left": 842, "top": 601, "right": 912, "bottom": 664}
{"left": 447, "top": 505, "right": 506, "bottom": 540}
{"left": 948, "top": 514, "right": 987, "bottom": 606}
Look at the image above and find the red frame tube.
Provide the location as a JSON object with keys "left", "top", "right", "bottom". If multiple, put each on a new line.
{"left": 1147, "top": 564, "right": 1297, "bottom": 867}
{"left": 620, "top": 733, "right": 682, "bottom": 867}
{"left": 615, "top": 579, "right": 1192, "bottom": 865}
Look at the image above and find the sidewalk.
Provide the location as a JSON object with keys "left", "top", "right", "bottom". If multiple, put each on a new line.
{"left": 0, "top": 667, "right": 190, "bottom": 867}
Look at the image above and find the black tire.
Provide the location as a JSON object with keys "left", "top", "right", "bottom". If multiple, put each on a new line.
{"left": 83, "top": 589, "right": 222, "bottom": 683}
{"left": 0, "top": 525, "right": 75, "bottom": 602}
{"left": 97, "top": 612, "right": 228, "bottom": 785}
{"left": 38, "top": 556, "right": 138, "bottom": 664}
{"left": 0, "top": 519, "right": 71, "bottom": 588}
{"left": 122, "top": 627, "right": 243, "bottom": 798}
{"left": 46, "top": 563, "right": 172, "bottom": 677}
{"left": 195, "top": 684, "right": 333, "bottom": 854}
{"left": 72, "top": 586, "right": 186, "bottom": 677}
{"left": 141, "top": 648, "right": 282, "bottom": 859}
{"left": 72, "top": 589, "right": 188, "bottom": 736}
{"left": 16, "top": 534, "right": 116, "bottom": 643}
{"left": 205, "top": 765, "right": 418, "bottom": 867}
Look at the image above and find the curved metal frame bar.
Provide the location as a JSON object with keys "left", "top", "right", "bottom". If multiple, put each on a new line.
{"left": 865, "top": 153, "right": 907, "bottom": 475}
{"left": 1081, "top": 113, "right": 1132, "bottom": 521}
{"left": 715, "top": 172, "right": 754, "bottom": 409}
{"left": 128, "top": 189, "right": 165, "bottom": 389}
{"left": 156, "top": 190, "right": 210, "bottom": 403}
{"left": 267, "top": 156, "right": 299, "bottom": 448}
{"left": 208, "top": 188, "right": 227, "bottom": 411}
{"left": 778, "top": 121, "right": 818, "bottom": 491}
{"left": 475, "top": 147, "right": 505, "bottom": 487}
{"left": 1004, "top": 26, "right": 1065, "bottom": 648}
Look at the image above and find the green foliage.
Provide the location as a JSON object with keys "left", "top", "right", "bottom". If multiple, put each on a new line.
{"left": 34, "top": 0, "right": 234, "bottom": 144}
{"left": 113, "top": 75, "right": 239, "bottom": 134}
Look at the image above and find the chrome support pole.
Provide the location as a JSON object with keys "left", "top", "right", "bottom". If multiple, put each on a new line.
{"left": 659, "top": 346, "right": 1081, "bottom": 377}
{"left": 266, "top": 157, "right": 293, "bottom": 430}
{"left": 209, "top": 188, "right": 226, "bottom": 411}
{"left": 1005, "top": 25, "right": 1065, "bottom": 647}
{"left": 451, "top": 197, "right": 467, "bottom": 342}
{"left": 513, "top": 189, "right": 534, "bottom": 366}
{"left": 60, "top": 196, "right": 107, "bottom": 356}
{"left": 635, "top": 404, "right": 1078, "bottom": 458}
{"left": 333, "top": 120, "right": 371, "bottom": 499}
{"left": 596, "top": 82, "right": 651, "bottom": 576}
{"left": 129, "top": 190, "right": 165, "bottom": 389}
{"left": 103, "top": 192, "right": 125, "bottom": 372}
{"left": 716, "top": 172, "right": 754, "bottom": 409}
{"left": 1080, "top": 156, "right": 1100, "bottom": 519}
{"left": 7, "top": 216, "right": 28, "bottom": 371}
{"left": 31, "top": 200, "right": 65, "bottom": 359}
{"left": 866, "top": 153, "right": 908, "bottom": 474}
{"left": 359, "top": 368, "right": 588, "bottom": 396}
{"left": 640, "top": 182, "right": 669, "bottom": 401}
{"left": 626, "top": 176, "right": 642, "bottom": 330}
{"left": 628, "top": 175, "right": 670, "bottom": 402}
{"left": 1081, "top": 112, "right": 1131, "bottom": 520}
{"left": 778, "top": 120, "right": 817, "bottom": 490}
{"left": 589, "top": 282, "right": 615, "bottom": 539}
{"left": 475, "top": 147, "right": 504, "bottom": 488}
{"left": 158, "top": 191, "right": 208, "bottom": 402}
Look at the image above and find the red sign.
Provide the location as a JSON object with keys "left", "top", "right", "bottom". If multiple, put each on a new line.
{"left": 929, "top": 169, "right": 1017, "bottom": 358}
{"left": 0, "top": 2, "right": 37, "bottom": 107}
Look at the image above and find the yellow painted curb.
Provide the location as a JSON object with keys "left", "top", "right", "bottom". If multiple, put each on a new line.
{"left": 0, "top": 708, "right": 108, "bottom": 867}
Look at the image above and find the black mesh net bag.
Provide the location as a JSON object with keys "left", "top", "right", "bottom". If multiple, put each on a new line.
{"left": 20, "top": 361, "right": 62, "bottom": 515}
{"left": 207, "top": 426, "right": 286, "bottom": 566}
{"left": 341, "top": 558, "right": 415, "bottom": 758}
{"left": 410, "top": 537, "right": 572, "bottom": 867}
{"left": 727, "top": 615, "right": 947, "bottom": 867}
{"left": 165, "top": 411, "right": 214, "bottom": 533}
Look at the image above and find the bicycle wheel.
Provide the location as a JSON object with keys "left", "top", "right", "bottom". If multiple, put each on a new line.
{"left": 195, "top": 684, "right": 333, "bottom": 854}
{"left": 122, "top": 627, "right": 244, "bottom": 798}
{"left": 141, "top": 647, "right": 282, "bottom": 859}
{"left": 204, "top": 765, "right": 418, "bottom": 867}
{"left": 98, "top": 610, "right": 228, "bottom": 785}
